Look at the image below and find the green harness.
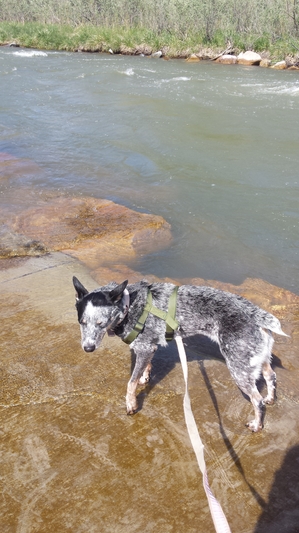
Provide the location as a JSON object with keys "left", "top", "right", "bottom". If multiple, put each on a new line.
{"left": 123, "top": 286, "right": 179, "bottom": 344}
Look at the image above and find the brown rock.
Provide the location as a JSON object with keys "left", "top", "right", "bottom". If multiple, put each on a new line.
{"left": 260, "top": 58, "right": 271, "bottom": 68}
{"left": 216, "top": 54, "right": 237, "bottom": 64}
{"left": 288, "top": 65, "right": 299, "bottom": 70}
{"left": 237, "top": 51, "right": 262, "bottom": 65}
{"left": 271, "top": 60, "right": 287, "bottom": 70}
{"left": 5, "top": 196, "right": 172, "bottom": 268}
{"left": 186, "top": 54, "right": 200, "bottom": 62}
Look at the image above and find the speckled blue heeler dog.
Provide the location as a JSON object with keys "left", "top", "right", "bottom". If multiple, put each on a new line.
{"left": 73, "top": 277, "right": 287, "bottom": 432}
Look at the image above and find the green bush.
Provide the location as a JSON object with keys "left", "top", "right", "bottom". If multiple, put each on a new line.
{"left": 0, "top": 0, "right": 298, "bottom": 39}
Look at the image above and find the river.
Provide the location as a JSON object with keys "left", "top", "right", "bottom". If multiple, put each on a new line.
{"left": 0, "top": 47, "right": 298, "bottom": 292}
{"left": 1, "top": 46, "right": 299, "bottom": 533}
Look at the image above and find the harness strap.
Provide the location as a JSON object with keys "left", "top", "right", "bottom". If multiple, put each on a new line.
{"left": 165, "top": 285, "right": 179, "bottom": 341}
{"left": 123, "top": 286, "right": 179, "bottom": 345}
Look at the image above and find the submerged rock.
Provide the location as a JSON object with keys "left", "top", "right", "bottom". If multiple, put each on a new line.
{"left": 0, "top": 152, "right": 42, "bottom": 181}
{"left": 1, "top": 196, "right": 172, "bottom": 267}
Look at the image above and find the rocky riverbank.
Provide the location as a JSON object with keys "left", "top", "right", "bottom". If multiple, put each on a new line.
{"left": 4, "top": 39, "right": 299, "bottom": 71}
{"left": 186, "top": 49, "right": 299, "bottom": 70}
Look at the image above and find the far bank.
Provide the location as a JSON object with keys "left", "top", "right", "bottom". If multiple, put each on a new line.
{"left": 1, "top": 21, "right": 299, "bottom": 67}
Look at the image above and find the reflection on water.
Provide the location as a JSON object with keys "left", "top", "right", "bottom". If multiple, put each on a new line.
{"left": 0, "top": 48, "right": 298, "bottom": 292}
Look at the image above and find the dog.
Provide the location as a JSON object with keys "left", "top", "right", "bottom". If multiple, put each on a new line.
{"left": 73, "top": 276, "right": 287, "bottom": 432}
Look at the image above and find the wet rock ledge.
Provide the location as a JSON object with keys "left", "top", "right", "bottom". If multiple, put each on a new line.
{"left": 0, "top": 195, "right": 172, "bottom": 268}
{"left": 0, "top": 189, "right": 299, "bottom": 533}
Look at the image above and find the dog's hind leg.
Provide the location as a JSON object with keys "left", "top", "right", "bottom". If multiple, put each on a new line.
{"left": 262, "top": 361, "right": 276, "bottom": 405}
{"left": 126, "top": 345, "right": 157, "bottom": 415}
{"left": 233, "top": 376, "right": 264, "bottom": 432}
{"left": 246, "top": 386, "right": 264, "bottom": 432}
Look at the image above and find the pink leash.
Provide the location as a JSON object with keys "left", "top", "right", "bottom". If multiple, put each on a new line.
{"left": 175, "top": 335, "right": 232, "bottom": 533}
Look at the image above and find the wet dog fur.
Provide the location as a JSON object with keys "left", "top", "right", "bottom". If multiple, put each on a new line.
{"left": 73, "top": 277, "right": 287, "bottom": 432}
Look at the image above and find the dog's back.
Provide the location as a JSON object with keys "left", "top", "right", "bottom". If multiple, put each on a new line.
{"left": 146, "top": 283, "right": 285, "bottom": 340}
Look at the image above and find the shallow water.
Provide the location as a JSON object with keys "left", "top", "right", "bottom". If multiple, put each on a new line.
{"left": 0, "top": 47, "right": 298, "bottom": 292}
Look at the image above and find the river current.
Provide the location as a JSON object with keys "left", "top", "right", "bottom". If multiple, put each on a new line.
{"left": 0, "top": 47, "right": 298, "bottom": 292}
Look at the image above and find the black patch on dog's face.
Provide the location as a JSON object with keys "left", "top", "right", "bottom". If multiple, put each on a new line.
{"left": 76, "top": 291, "right": 112, "bottom": 322}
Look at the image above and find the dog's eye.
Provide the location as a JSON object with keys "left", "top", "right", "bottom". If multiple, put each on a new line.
{"left": 80, "top": 319, "right": 87, "bottom": 326}
{"left": 96, "top": 320, "right": 103, "bottom": 326}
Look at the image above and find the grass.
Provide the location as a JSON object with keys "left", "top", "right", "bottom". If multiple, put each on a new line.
{"left": 0, "top": 22, "right": 206, "bottom": 56}
{"left": 0, "top": 16, "right": 299, "bottom": 62}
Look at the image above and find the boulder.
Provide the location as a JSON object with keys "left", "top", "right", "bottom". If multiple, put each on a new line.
{"left": 237, "top": 51, "right": 262, "bottom": 65}
{"left": 271, "top": 60, "right": 287, "bottom": 70}
{"left": 216, "top": 54, "right": 237, "bottom": 64}
{"left": 260, "top": 58, "right": 271, "bottom": 68}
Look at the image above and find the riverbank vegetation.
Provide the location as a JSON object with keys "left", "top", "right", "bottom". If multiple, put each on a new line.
{"left": 0, "top": 0, "right": 299, "bottom": 61}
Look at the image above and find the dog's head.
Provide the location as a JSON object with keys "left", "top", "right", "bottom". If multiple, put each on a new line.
{"left": 73, "top": 276, "right": 129, "bottom": 352}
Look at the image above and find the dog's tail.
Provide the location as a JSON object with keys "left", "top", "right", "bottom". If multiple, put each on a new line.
{"left": 259, "top": 312, "right": 289, "bottom": 337}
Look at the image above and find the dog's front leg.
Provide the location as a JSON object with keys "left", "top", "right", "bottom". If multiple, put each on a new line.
{"left": 139, "top": 363, "right": 152, "bottom": 385}
{"left": 126, "top": 345, "right": 157, "bottom": 415}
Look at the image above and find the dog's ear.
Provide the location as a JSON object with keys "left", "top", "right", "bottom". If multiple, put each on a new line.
{"left": 108, "top": 280, "right": 128, "bottom": 303}
{"left": 73, "top": 276, "right": 89, "bottom": 301}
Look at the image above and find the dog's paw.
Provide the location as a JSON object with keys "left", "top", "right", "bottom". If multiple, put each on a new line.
{"left": 246, "top": 420, "right": 263, "bottom": 432}
{"left": 262, "top": 396, "right": 275, "bottom": 405}
{"left": 126, "top": 406, "right": 138, "bottom": 415}
{"left": 126, "top": 397, "right": 138, "bottom": 415}
{"left": 127, "top": 410, "right": 136, "bottom": 415}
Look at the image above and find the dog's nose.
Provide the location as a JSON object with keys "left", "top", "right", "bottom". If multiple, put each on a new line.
{"left": 84, "top": 344, "right": 95, "bottom": 352}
